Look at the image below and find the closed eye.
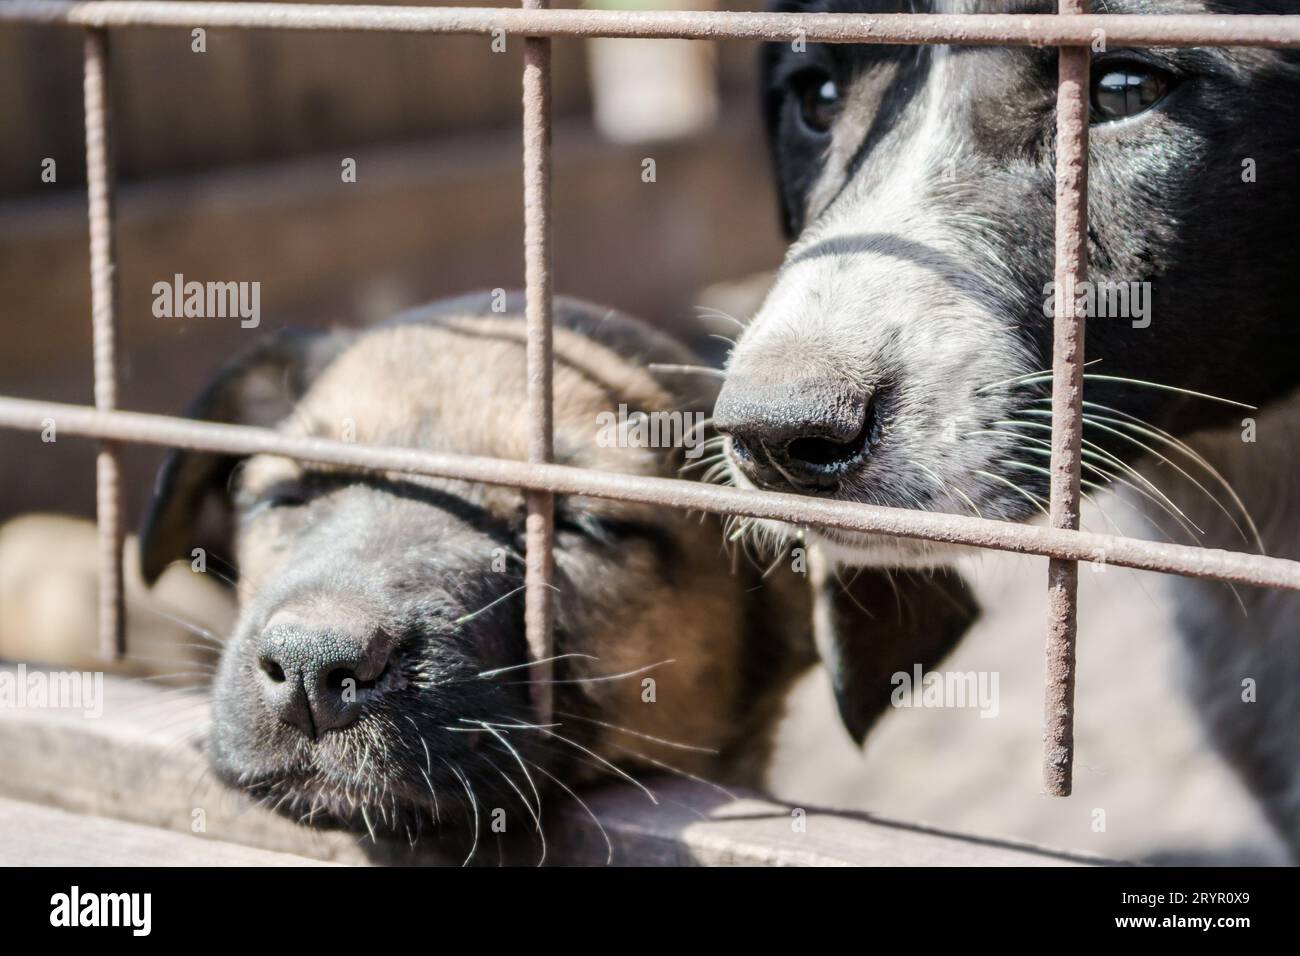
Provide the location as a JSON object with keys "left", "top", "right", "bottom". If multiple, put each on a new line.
{"left": 242, "top": 482, "right": 310, "bottom": 519}
{"left": 555, "top": 509, "right": 675, "bottom": 552}
{"left": 555, "top": 511, "right": 623, "bottom": 544}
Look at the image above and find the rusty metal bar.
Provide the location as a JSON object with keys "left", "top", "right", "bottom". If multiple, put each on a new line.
{"left": 4, "top": 397, "right": 1300, "bottom": 593}
{"left": 5, "top": 3, "right": 1300, "bottom": 48}
{"left": 83, "top": 27, "right": 126, "bottom": 661}
{"left": 522, "top": 0, "right": 555, "bottom": 724}
{"left": 5, "top": 0, "right": 1297, "bottom": 806}
{"left": 1042, "top": 2, "right": 1091, "bottom": 798}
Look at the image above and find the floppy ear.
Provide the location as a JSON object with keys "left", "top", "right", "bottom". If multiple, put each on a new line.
{"left": 761, "top": 0, "right": 812, "bottom": 238}
{"left": 810, "top": 549, "right": 980, "bottom": 745}
{"left": 138, "top": 328, "right": 354, "bottom": 586}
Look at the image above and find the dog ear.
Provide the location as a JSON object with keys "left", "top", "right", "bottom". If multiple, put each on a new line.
{"left": 810, "top": 551, "right": 980, "bottom": 745}
{"left": 761, "top": 0, "right": 813, "bottom": 238}
{"left": 138, "top": 328, "right": 354, "bottom": 586}
{"left": 760, "top": 39, "right": 793, "bottom": 237}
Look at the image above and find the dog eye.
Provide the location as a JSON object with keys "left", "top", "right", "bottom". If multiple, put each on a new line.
{"left": 1091, "top": 63, "right": 1171, "bottom": 123}
{"left": 244, "top": 484, "right": 308, "bottom": 518}
{"left": 555, "top": 511, "right": 668, "bottom": 551}
{"left": 795, "top": 72, "right": 841, "bottom": 135}
{"left": 555, "top": 512, "right": 612, "bottom": 542}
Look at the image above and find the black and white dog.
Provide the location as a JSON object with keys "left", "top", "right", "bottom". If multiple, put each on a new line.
{"left": 716, "top": 0, "right": 1300, "bottom": 856}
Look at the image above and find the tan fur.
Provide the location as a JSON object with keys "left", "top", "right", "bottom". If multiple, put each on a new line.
{"left": 3, "top": 300, "right": 973, "bottom": 840}
{"left": 227, "top": 317, "right": 811, "bottom": 782}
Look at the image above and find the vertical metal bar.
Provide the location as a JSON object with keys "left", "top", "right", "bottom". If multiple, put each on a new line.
{"left": 1044, "top": 0, "right": 1090, "bottom": 796}
{"left": 522, "top": 0, "right": 555, "bottom": 723}
{"left": 84, "top": 27, "right": 126, "bottom": 660}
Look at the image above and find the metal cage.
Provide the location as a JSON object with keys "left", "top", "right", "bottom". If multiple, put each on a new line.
{"left": 3, "top": 1, "right": 1300, "bottom": 796}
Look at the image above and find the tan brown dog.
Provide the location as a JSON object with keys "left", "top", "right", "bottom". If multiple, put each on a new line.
{"left": 52, "top": 292, "right": 975, "bottom": 862}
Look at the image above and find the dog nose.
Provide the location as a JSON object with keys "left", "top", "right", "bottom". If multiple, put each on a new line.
{"left": 715, "top": 377, "right": 877, "bottom": 490}
{"left": 257, "top": 619, "right": 395, "bottom": 738}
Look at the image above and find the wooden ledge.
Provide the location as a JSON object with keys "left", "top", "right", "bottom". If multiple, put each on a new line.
{"left": 0, "top": 797, "right": 336, "bottom": 866}
{"left": 0, "top": 665, "right": 1105, "bottom": 866}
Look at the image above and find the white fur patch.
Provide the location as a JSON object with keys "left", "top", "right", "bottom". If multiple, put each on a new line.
{"left": 724, "top": 44, "right": 1036, "bottom": 563}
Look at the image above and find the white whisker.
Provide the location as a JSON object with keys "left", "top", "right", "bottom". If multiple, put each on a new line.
{"left": 526, "top": 759, "right": 613, "bottom": 865}
{"left": 454, "top": 582, "right": 554, "bottom": 627}
{"left": 554, "top": 711, "right": 717, "bottom": 754}
{"left": 647, "top": 363, "right": 727, "bottom": 379}
{"left": 477, "top": 653, "right": 597, "bottom": 679}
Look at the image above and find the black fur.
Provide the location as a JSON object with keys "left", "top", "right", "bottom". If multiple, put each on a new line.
{"left": 761, "top": 0, "right": 1300, "bottom": 477}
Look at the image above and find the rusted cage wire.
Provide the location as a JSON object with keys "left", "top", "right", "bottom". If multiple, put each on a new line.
{"left": 3, "top": 1, "right": 1300, "bottom": 797}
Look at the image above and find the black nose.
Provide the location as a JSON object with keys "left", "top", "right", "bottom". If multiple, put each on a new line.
{"left": 714, "top": 377, "right": 877, "bottom": 491}
{"left": 257, "top": 620, "right": 396, "bottom": 738}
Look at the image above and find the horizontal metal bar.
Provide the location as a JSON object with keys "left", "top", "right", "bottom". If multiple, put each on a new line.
{"left": 3, "top": 3, "right": 1299, "bottom": 48}
{"left": 2, "top": 395, "right": 1298, "bottom": 591}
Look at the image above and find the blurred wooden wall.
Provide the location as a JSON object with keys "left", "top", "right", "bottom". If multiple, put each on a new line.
{"left": 0, "top": 1, "right": 785, "bottom": 526}
{"left": 0, "top": 1, "right": 597, "bottom": 194}
{"left": 0, "top": 0, "right": 761, "bottom": 197}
